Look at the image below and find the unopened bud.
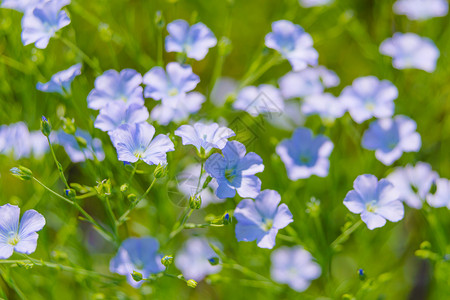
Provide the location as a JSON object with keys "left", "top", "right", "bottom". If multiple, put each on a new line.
{"left": 127, "top": 194, "right": 137, "bottom": 203}
{"left": 95, "top": 179, "right": 111, "bottom": 197}
{"left": 186, "top": 279, "right": 197, "bottom": 288}
{"left": 161, "top": 255, "right": 174, "bottom": 267}
{"left": 189, "top": 195, "right": 202, "bottom": 209}
{"left": 154, "top": 163, "right": 167, "bottom": 178}
{"left": 131, "top": 271, "right": 143, "bottom": 282}
{"left": 10, "top": 166, "right": 33, "bottom": 181}
{"left": 40, "top": 116, "right": 51, "bottom": 137}
{"left": 75, "top": 136, "right": 87, "bottom": 148}
{"left": 65, "top": 189, "right": 76, "bottom": 200}
{"left": 62, "top": 118, "right": 76, "bottom": 135}
{"left": 358, "top": 269, "right": 366, "bottom": 281}
{"left": 222, "top": 212, "right": 231, "bottom": 225}
{"left": 202, "top": 176, "right": 213, "bottom": 189}
{"left": 208, "top": 257, "right": 219, "bottom": 266}
{"left": 120, "top": 184, "right": 129, "bottom": 192}
{"left": 155, "top": 11, "right": 165, "bottom": 29}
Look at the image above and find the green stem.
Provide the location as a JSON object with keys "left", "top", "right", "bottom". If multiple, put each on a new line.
{"left": 46, "top": 136, "right": 70, "bottom": 189}
{"left": 330, "top": 220, "right": 363, "bottom": 250}
{"left": 59, "top": 36, "right": 102, "bottom": 74}
{"left": 240, "top": 53, "right": 282, "bottom": 87}
{"left": 117, "top": 177, "right": 157, "bottom": 225}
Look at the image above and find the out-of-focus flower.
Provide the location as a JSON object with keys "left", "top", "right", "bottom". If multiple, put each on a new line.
{"left": 387, "top": 162, "right": 438, "bottom": 209}
{"left": 175, "top": 237, "right": 222, "bottom": 281}
{"left": 0, "top": 204, "right": 45, "bottom": 259}
{"left": 265, "top": 20, "right": 318, "bottom": 71}
{"left": 143, "top": 62, "right": 200, "bottom": 108}
{"left": 21, "top": 0, "right": 71, "bottom": 49}
{"left": 165, "top": 20, "right": 217, "bottom": 60}
{"left": 234, "top": 190, "right": 293, "bottom": 249}
{"left": 205, "top": 141, "right": 264, "bottom": 199}
{"left": 302, "top": 93, "right": 345, "bottom": 123}
{"left": 233, "top": 84, "right": 284, "bottom": 117}
{"left": 87, "top": 69, "right": 144, "bottom": 110}
{"left": 110, "top": 237, "right": 165, "bottom": 288}
{"left": 380, "top": 33, "right": 440, "bottom": 73}
{"left": 1, "top": 0, "right": 44, "bottom": 13}
{"left": 426, "top": 178, "right": 450, "bottom": 208}
{"left": 271, "top": 246, "right": 321, "bottom": 292}
{"left": 362, "top": 116, "right": 421, "bottom": 165}
{"left": 36, "top": 63, "right": 82, "bottom": 95}
{"left": 150, "top": 92, "right": 205, "bottom": 126}
{"left": 267, "top": 101, "right": 305, "bottom": 130}
{"left": 393, "top": 0, "right": 448, "bottom": 20}
{"left": 110, "top": 123, "right": 174, "bottom": 165}
{"left": 30, "top": 131, "right": 49, "bottom": 158}
{"left": 279, "top": 66, "right": 339, "bottom": 99}
{"left": 276, "top": 127, "right": 333, "bottom": 180}
{"left": 344, "top": 174, "right": 404, "bottom": 230}
{"left": 210, "top": 77, "right": 238, "bottom": 107}
{"left": 175, "top": 122, "right": 235, "bottom": 154}
{"left": 340, "top": 76, "right": 398, "bottom": 123}
{"left": 53, "top": 129, "right": 105, "bottom": 163}
{"left": 0, "top": 122, "right": 31, "bottom": 159}
{"left": 94, "top": 102, "right": 149, "bottom": 133}
{"left": 177, "top": 164, "right": 223, "bottom": 208}
{"left": 299, "top": 0, "right": 333, "bottom": 8}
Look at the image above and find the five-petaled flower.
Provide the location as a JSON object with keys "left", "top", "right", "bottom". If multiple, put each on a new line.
{"left": 87, "top": 69, "right": 144, "bottom": 110}
{"left": 151, "top": 92, "right": 205, "bottom": 126}
{"left": 276, "top": 127, "right": 334, "bottom": 180}
{"left": 36, "top": 63, "right": 82, "bottom": 96}
{"left": 362, "top": 115, "right": 421, "bottom": 166}
{"left": 165, "top": 19, "right": 217, "bottom": 60}
{"left": 393, "top": 0, "right": 448, "bottom": 20}
{"left": 110, "top": 122, "right": 174, "bottom": 165}
{"left": 233, "top": 84, "right": 284, "bottom": 117}
{"left": 234, "top": 190, "right": 293, "bottom": 249}
{"left": 94, "top": 102, "right": 149, "bottom": 134}
{"left": 205, "top": 141, "right": 264, "bottom": 199}
{"left": 175, "top": 122, "right": 235, "bottom": 154}
{"left": 110, "top": 237, "right": 165, "bottom": 288}
{"left": 340, "top": 76, "right": 398, "bottom": 124}
{"left": 379, "top": 33, "right": 440, "bottom": 73}
{"left": 265, "top": 20, "right": 318, "bottom": 71}
{"left": 0, "top": 204, "right": 46, "bottom": 259}
{"left": 271, "top": 246, "right": 321, "bottom": 292}
{"left": 344, "top": 174, "right": 404, "bottom": 230}
{"left": 143, "top": 62, "right": 200, "bottom": 108}
{"left": 426, "top": 178, "right": 450, "bottom": 209}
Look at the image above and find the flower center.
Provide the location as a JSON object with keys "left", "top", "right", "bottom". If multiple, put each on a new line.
{"left": 168, "top": 87, "right": 179, "bottom": 97}
{"left": 225, "top": 169, "right": 236, "bottom": 183}
{"left": 133, "top": 150, "right": 144, "bottom": 159}
{"left": 365, "top": 102, "right": 375, "bottom": 111}
{"left": 299, "top": 154, "right": 311, "bottom": 164}
{"left": 262, "top": 219, "right": 273, "bottom": 231}
{"left": 366, "top": 201, "right": 377, "bottom": 213}
{"left": 7, "top": 234, "right": 20, "bottom": 246}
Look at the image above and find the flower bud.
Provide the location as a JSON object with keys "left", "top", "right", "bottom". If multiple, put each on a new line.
{"left": 218, "top": 36, "right": 232, "bottom": 56}
{"left": 202, "top": 176, "right": 213, "bottom": 189}
{"left": 155, "top": 10, "right": 165, "bottom": 29}
{"left": 65, "top": 189, "right": 76, "bottom": 201}
{"left": 75, "top": 136, "right": 87, "bottom": 148}
{"left": 95, "top": 179, "right": 111, "bottom": 197}
{"left": 131, "top": 271, "right": 143, "bottom": 282}
{"left": 40, "top": 116, "right": 51, "bottom": 137}
{"left": 154, "top": 163, "right": 167, "bottom": 178}
{"left": 186, "top": 279, "right": 197, "bottom": 288}
{"left": 208, "top": 257, "right": 219, "bottom": 266}
{"left": 10, "top": 166, "right": 33, "bottom": 181}
{"left": 62, "top": 117, "right": 76, "bottom": 135}
{"left": 222, "top": 212, "right": 231, "bottom": 225}
{"left": 189, "top": 195, "right": 202, "bottom": 209}
{"left": 358, "top": 269, "right": 366, "bottom": 281}
{"left": 127, "top": 194, "right": 137, "bottom": 203}
{"left": 161, "top": 255, "right": 174, "bottom": 267}
{"left": 120, "top": 184, "right": 129, "bottom": 192}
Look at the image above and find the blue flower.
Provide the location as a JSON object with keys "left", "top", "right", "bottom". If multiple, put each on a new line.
{"left": 1, "top": 0, "right": 43, "bottom": 13}
{"left": 344, "top": 174, "right": 404, "bottom": 230}
{"left": 94, "top": 102, "right": 149, "bottom": 133}
{"left": 21, "top": 0, "right": 71, "bottom": 49}
{"left": 393, "top": 0, "right": 448, "bottom": 20}
{"left": 265, "top": 20, "right": 318, "bottom": 71}
{"left": 30, "top": 131, "right": 49, "bottom": 158}
{"left": 276, "top": 127, "right": 333, "bottom": 180}
{"left": 175, "top": 237, "right": 222, "bottom": 281}
{"left": 150, "top": 92, "right": 205, "bottom": 126}
{"left": 300, "top": 0, "right": 333, "bottom": 7}
{"left": 204, "top": 141, "right": 264, "bottom": 199}
{"left": 271, "top": 246, "right": 321, "bottom": 292}
{"left": 143, "top": 62, "right": 200, "bottom": 107}
{"left": 0, "top": 204, "right": 46, "bottom": 259}
{"left": 302, "top": 93, "right": 345, "bottom": 123}
{"left": 380, "top": 33, "right": 440, "bottom": 73}
{"left": 36, "top": 63, "right": 82, "bottom": 95}
{"left": 387, "top": 162, "right": 438, "bottom": 209}
{"left": 233, "top": 84, "right": 284, "bottom": 117}
{"left": 175, "top": 122, "right": 235, "bottom": 154}
{"left": 110, "top": 237, "right": 165, "bottom": 288}
{"left": 426, "top": 178, "right": 450, "bottom": 208}
{"left": 110, "top": 123, "right": 174, "bottom": 165}
{"left": 340, "top": 76, "right": 398, "bottom": 124}
{"left": 234, "top": 190, "right": 293, "bottom": 249}
{"left": 279, "top": 66, "right": 339, "bottom": 99}
{"left": 87, "top": 69, "right": 144, "bottom": 110}
{"left": 165, "top": 20, "right": 217, "bottom": 60}
{"left": 0, "top": 122, "right": 32, "bottom": 159}
{"left": 53, "top": 129, "right": 105, "bottom": 163}
{"left": 362, "top": 116, "right": 421, "bottom": 165}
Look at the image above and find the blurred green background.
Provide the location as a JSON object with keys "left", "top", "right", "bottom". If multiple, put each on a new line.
{"left": 0, "top": 0, "right": 449, "bottom": 299}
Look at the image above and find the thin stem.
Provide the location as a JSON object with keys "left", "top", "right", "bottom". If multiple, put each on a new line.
{"left": 103, "top": 195, "right": 119, "bottom": 240}
{"left": 59, "top": 36, "right": 102, "bottom": 74}
{"left": 239, "top": 53, "right": 282, "bottom": 87}
{"left": 117, "top": 177, "right": 157, "bottom": 225}
{"left": 330, "top": 220, "right": 363, "bottom": 250}
{"left": 183, "top": 223, "right": 225, "bottom": 229}
{"left": 46, "top": 136, "right": 70, "bottom": 189}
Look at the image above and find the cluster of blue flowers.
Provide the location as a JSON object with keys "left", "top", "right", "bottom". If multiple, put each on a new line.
{"left": 1, "top": 0, "right": 449, "bottom": 295}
